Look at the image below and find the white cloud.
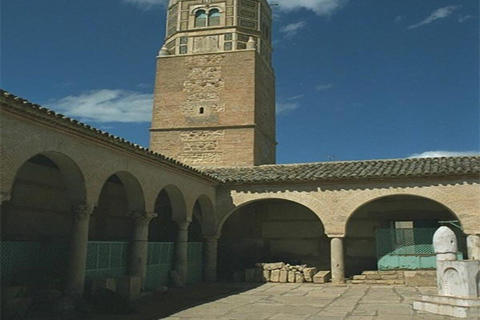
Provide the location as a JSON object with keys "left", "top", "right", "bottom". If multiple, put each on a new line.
{"left": 122, "top": 0, "right": 166, "bottom": 10}
{"left": 270, "top": 0, "right": 347, "bottom": 16}
{"left": 458, "top": 15, "right": 474, "bottom": 23}
{"left": 47, "top": 89, "right": 153, "bottom": 123}
{"left": 407, "top": 6, "right": 459, "bottom": 30}
{"left": 409, "top": 151, "right": 480, "bottom": 158}
{"left": 276, "top": 101, "right": 300, "bottom": 114}
{"left": 280, "top": 21, "right": 307, "bottom": 37}
{"left": 286, "top": 95, "right": 305, "bottom": 101}
{"left": 316, "top": 83, "right": 333, "bottom": 91}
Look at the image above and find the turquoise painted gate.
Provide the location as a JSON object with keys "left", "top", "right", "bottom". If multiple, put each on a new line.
{"left": 375, "top": 228, "right": 462, "bottom": 270}
{"left": 145, "top": 242, "right": 175, "bottom": 291}
{"left": 85, "top": 241, "right": 129, "bottom": 281}
{"left": 0, "top": 241, "right": 69, "bottom": 286}
{"left": 187, "top": 242, "right": 203, "bottom": 284}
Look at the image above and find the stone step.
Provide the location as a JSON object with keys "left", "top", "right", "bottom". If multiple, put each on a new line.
{"left": 351, "top": 279, "right": 405, "bottom": 285}
{"left": 364, "top": 274, "right": 404, "bottom": 280}
{"left": 362, "top": 270, "right": 403, "bottom": 275}
{"left": 352, "top": 275, "right": 366, "bottom": 280}
{"left": 364, "top": 279, "right": 405, "bottom": 285}
{"left": 351, "top": 280, "right": 365, "bottom": 284}
{"left": 413, "top": 300, "right": 480, "bottom": 318}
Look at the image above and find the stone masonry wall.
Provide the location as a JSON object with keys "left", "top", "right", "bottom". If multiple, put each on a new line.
{"left": 150, "top": 50, "right": 275, "bottom": 166}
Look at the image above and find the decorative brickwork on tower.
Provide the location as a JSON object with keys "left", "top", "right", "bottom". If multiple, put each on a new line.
{"left": 149, "top": 0, "right": 276, "bottom": 167}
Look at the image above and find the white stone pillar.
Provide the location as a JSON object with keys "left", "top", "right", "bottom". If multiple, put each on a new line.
{"left": 129, "top": 211, "right": 157, "bottom": 288}
{"left": 467, "top": 234, "right": 480, "bottom": 261}
{"left": 203, "top": 237, "right": 218, "bottom": 282}
{"left": 65, "top": 204, "right": 94, "bottom": 297}
{"left": 330, "top": 237, "right": 345, "bottom": 285}
{"left": 174, "top": 221, "right": 190, "bottom": 285}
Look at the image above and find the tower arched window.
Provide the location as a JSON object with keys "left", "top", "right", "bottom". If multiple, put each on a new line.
{"left": 195, "top": 10, "right": 207, "bottom": 28}
{"left": 208, "top": 9, "right": 220, "bottom": 26}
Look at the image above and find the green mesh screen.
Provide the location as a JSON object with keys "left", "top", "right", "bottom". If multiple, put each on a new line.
{"left": 85, "top": 241, "right": 129, "bottom": 281}
{"left": 0, "top": 241, "right": 69, "bottom": 286}
{"left": 145, "top": 242, "right": 174, "bottom": 291}
{"left": 375, "top": 228, "right": 437, "bottom": 257}
{"left": 187, "top": 242, "right": 203, "bottom": 284}
{"left": 375, "top": 228, "right": 462, "bottom": 270}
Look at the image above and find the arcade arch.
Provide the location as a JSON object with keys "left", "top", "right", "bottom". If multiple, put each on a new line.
{"left": 345, "top": 194, "right": 466, "bottom": 277}
{"left": 218, "top": 199, "right": 329, "bottom": 281}
{"left": 1, "top": 152, "right": 86, "bottom": 287}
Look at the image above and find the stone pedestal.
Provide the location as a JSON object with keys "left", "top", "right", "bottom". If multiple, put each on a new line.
{"left": 413, "top": 227, "right": 480, "bottom": 318}
{"left": 203, "top": 237, "right": 218, "bottom": 282}
{"left": 129, "top": 212, "right": 157, "bottom": 289}
{"left": 174, "top": 221, "right": 189, "bottom": 286}
{"left": 65, "top": 204, "right": 94, "bottom": 297}
{"left": 330, "top": 237, "right": 345, "bottom": 285}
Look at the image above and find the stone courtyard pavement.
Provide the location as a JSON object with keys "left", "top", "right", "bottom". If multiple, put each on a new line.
{"left": 92, "top": 283, "right": 478, "bottom": 320}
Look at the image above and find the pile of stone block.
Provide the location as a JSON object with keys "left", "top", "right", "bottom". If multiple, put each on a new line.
{"left": 237, "top": 262, "right": 331, "bottom": 284}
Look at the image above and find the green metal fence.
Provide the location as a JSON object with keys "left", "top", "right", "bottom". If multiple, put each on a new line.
{"left": 375, "top": 228, "right": 462, "bottom": 270}
{"left": 187, "top": 242, "right": 203, "bottom": 284}
{"left": 85, "top": 241, "right": 129, "bottom": 281}
{"left": 0, "top": 241, "right": 69, "bottom": 286}
{"left": 145, "top": 242, "right": 175, "bottom": 291}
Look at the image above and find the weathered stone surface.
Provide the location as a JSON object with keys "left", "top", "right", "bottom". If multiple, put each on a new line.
{"left": 263, "top": 262, "right": 285, "bottom": 270}
{"left": 433, "top": 226, "right": 458, "bottom": 261}
{"left": 262, "top": 270, "right": 271, "bottom": 282}
{"left": 295, "top": 272, "right": 305, "bottom": 283}
{"left": 404, "top": 271, "right": 436, "bottom": 287}
{"left": 279, "top": 270, "right": 288, "bottom": 283}
{"left": 303, "top": 267, "right": 317, "bottom": 282}
{"left": 288, "top": 271, "right": 296, "bottom": 283}
{"left": 313, "top": 271, "right": 331, "bottom": 284}
{"left": 270, "top": 270, "right": 280, "bottom": 282}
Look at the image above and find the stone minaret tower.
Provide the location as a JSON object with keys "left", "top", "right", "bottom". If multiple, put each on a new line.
{"left": 149, "top": 0, "right": 276, "bottom": 167}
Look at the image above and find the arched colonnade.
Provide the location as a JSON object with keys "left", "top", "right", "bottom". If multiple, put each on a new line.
{"left": 214, "top": 187, "right": 479, "bottom": 285}
{"left": 2, "top": 149, "right": 479, "bottom": 296}
{"left": 1, "top": 150, "right": 217, "bottom": 297}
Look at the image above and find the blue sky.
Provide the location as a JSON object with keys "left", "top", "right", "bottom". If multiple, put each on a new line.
{"left": 2, "top": 0, "right": 479, "bottom": 164}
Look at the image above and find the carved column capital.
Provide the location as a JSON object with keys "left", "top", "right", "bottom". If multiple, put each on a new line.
{"left": 129, "top": 211, "right": 158, "bottom": 226}
{"left": 72, "top": 204, "right": 95, "bottom": 222}
{"left": 1, "top": 191, "right": 12, "bottom": 204}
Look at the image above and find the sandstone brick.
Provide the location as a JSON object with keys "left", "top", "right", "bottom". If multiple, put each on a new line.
{"left": 270, "top": 270, "right": 280, "bottom": 282}
{"left": 313, "top": 271, "right": 331, "bottom": 284}
{"left": 279, "top": 270, "right": 288, "bottom": 283}
{"left": 303, "top": 267, "right": 317, "bottom": 282}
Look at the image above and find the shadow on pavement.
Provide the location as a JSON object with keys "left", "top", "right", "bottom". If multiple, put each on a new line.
{"left": 90, "top": 282, "right": 262, "bottom": 320}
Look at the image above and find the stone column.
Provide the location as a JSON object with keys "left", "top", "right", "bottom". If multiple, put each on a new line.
{"left": 174, "top": 221, "right": 190, "bottom": 286}
{"left": 330, "top": 237, "right": 345, "bottom": 285}
{"left": 203, "top": 237, "right": 218, "bottom": 282}
{"left": 467, "top": 234, "right": 480, "bottom": 260}
{"left": 65, "top": 204, "right": 94, "bottom": 297}
{"left": 129, "top": 211, "right": 158, "bottom": 288}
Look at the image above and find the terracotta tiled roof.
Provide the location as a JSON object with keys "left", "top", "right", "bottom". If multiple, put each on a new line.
{"left": 203, "top": 157, "right": 480, "bottom": 184}
{"left": 0, "top": 89, "right": 221, "bottom": 182}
